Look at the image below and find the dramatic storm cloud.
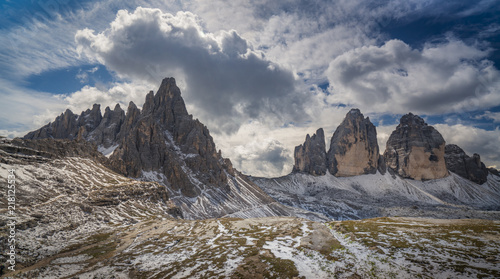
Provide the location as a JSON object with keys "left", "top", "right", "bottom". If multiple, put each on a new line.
{"left": 75, "top": 7, "right": 308, "bottom": 134}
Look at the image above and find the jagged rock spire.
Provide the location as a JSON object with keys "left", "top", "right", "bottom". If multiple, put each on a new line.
{"left": 327, "top": 108, "right": 380, "bottom": 177}
{"left": 292, "top": 128, "right": 327, "bottom": 175}
{"left": 109, "top": 77, "right": 232, "bottom": 198}
{"left": 88, "top": 104, "right": 125, "bottom": 148}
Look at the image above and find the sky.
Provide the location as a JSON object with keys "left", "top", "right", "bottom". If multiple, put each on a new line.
{"left": 1, "top": 0, "right": 500, "bottom": 177}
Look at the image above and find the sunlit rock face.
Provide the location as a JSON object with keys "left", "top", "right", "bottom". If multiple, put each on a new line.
{"left": 327, "top": 109, "right": 380, "bottom": 177}
{"left": 384, "top": 113, "right": 449, "bottom": 180}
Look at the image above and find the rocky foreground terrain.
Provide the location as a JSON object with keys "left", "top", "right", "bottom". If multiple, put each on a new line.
{"left": 1, "top": 77, "right": 500, "bottom": 278}
{"left": 1, "top": 146, "right": 499, "bottom": 279}
{"left": 1, "top": 183, "right": 499, "bottom": 279}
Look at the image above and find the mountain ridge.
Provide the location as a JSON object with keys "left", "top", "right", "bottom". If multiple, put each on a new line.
{"left": 3, "top": 77, "right": 500, "bottom": 278}
{"left": 291, "top": 108, "right": 498, "bottom": 184}
{"left": 20, "top": 79, "right": 499, "bottom": 223}
{"left": 21, "top": 77, "right": 325, "bottom": 220}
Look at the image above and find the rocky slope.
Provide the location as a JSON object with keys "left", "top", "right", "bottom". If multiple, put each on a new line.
{"left": 0, "top": 137, "right": 181, "bottom": 275}
{"left": 2, "top": 202, "right": 498, "bottom": 279}
{"left": 252, "top": 170, "right": 500, "bottom": 220}
{"left": 292, "top": 128, "right": 327, "bottom": 175}
{"left": 383, "top": 113, "right": 449, "bottom": 180}
{"left": 21, "top": 78, "right": 323, "bottom": 220}
{"left": 327, "top": 109, "right": 380, "bottom": 177}
{"left": 1, "top": 138, "right": 499, "bottom": 278}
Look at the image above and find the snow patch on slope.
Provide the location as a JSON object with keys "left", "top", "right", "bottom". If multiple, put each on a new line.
{"left": 253, "top": 171, "right": 500, "bottom": 220}
{"left": 97, "top": 144, "right": 119, "bottom": 157}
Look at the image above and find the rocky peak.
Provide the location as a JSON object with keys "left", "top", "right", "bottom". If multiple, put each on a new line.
{"left": 24, "top": 108, "right": 79, "bottom": 140}
{"left": 88, "top": 104, "right": 125, "bottom": 148}
{"left": 384, "top": 113, "right": 448, "bottom": 180}
{"left": 444, "top": 144, "right": 488, "bottom": 184}
{"left": 116, "top": 101, "right": 141, "bottom": 141}
{"left": 78, "top": 104, "right": 102, "bottom": 131}
{"left": 109, "top": 78, "right": 231, "bottom": 198}
{"left": 24, "top": 105, "right": 103, "bottom": 141}
{"left": 141, "top": 78, "right": 189, "bottom": 133}
{"left": 327, "top": 108, "right": 379, "bottom": 176}
{"left": 400, "top": 112, "right": 425, "bottom": 127}
{"left": 142, "top": 90, "right": 155, "bottom": 114}
{"left": 292, "top": 128, "right": 327, "bottom": 175}
{"left": 22, "top": 77, "right": 288, "bottom": 219}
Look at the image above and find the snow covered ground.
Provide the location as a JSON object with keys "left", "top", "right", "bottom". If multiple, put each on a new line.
{"left": 2, "top": 213, "right": 498, "bottom": 278}
{"left": 252, "top": 171, "right": 500, "bottom": 220}
{"left": 1, "top": 138, "right": 499, "bottom": 278}
{"left": 0, "top": 150, "right": 179, "bottom": 277}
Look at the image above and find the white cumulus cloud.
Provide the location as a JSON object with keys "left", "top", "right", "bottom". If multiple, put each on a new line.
{"left": 326, "top": 39, "right": 500, "bottom": 115}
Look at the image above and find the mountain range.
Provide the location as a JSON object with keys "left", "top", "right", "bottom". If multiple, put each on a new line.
{"left": 18, "top": 77, "right": 500, "bottom": 220}
{"left": 1, "top": 77, "right": 499, "bottom": 278}
{"left": 257, "top": 108, "right": 500, "bottom": 220}
{"left": 22, "top": 78, "right": 323, "bottom": 221}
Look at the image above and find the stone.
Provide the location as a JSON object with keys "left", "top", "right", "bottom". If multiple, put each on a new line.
{"left": 24, "top": 109, "right": 80, "bottom": 140}
{"left": 109, "top": 77, "right": 232, "bottom": 198}
{"left": 292, "top": 128, "right": 327, "bottom": 175}
{"left": 378, "top": 155, "right": 387, "bottom": 175}
{"left": 88, "top": 104, "right": 125, "bottom": 148}
{"left": 116, "top": 101, "right": 141, "bottom": 142}
{"left": 488, "top": 168, "right": 500, "bottom": 177}
{"left": 327, "top": 109, "right": 379, "bottom": 177}
{"left": 77, "top": 104, "right": 103, "bottom": 137}
{"left": 2, "top": 137, "right": 108, "bottom": 166}
{"left": 22, "top": 77, "right": 284, "bottom": 219}
{"left": 383, "top": 113, "right": 448, "bottom": 180}
{"left": 444, "top": 144, "right": 489, "bottom": 184}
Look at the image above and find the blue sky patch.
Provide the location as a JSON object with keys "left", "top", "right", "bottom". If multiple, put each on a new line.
{"left": 25, "top": 64, "right": 114, "bottom": 95}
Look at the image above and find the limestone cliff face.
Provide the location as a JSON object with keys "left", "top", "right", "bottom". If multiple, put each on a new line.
{"left": 109, "top": 78, "right": 232, "bottom": 198}
{"left": 444, "top": 144, "right": 489, "bottom": 184}
{"left": 116, "top": 101, "right": 141, "bottom": 142}
{"left": 77, "top": 104, "right": 103, "bottom": 137}
{"left": 23, "top": 103, "right": 126, "bottom": 148}
{"left": 383, "top": 113, "right": 448, "bottom": 180}
{"left": 327, "top": 109, "right": 380, "bottom": 177}
{"left": 292, "top": 128, "right": 327, "bottom": 175}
